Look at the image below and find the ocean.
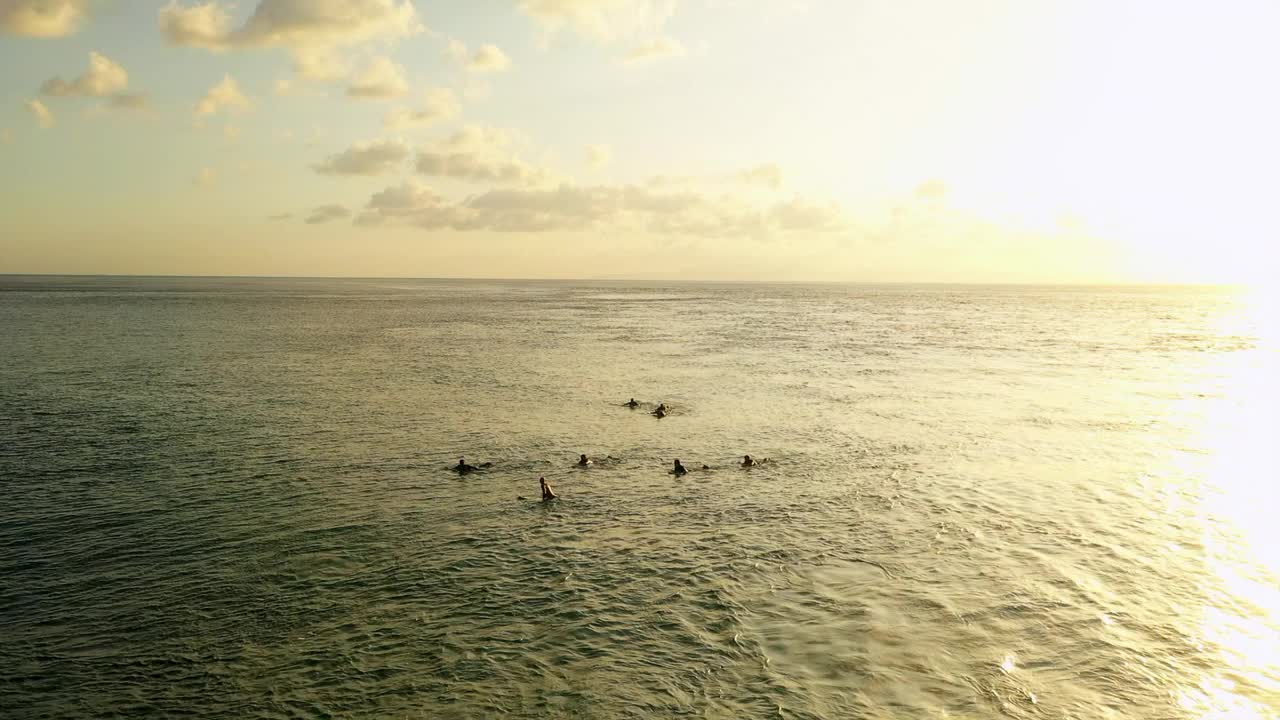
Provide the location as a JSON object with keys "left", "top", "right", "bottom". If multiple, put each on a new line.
{"left": 1, "top": 276, "right": 1276, "bottom": 719}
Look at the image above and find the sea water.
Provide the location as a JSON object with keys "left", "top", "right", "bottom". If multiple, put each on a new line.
{"left": 1, "top": 276, "right": 1276, "bottom": 718}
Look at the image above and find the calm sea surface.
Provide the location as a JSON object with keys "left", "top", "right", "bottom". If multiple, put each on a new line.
{"left": 1, "top": 276, "right": 1277, "bottom": 719}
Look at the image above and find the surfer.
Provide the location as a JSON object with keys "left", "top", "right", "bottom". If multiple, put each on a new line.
{"left": 672, "top": 459, "right": 687, "bottom": 476}
{"left": 652, "top": 403, "right": 667, "bottom": 418}
{"left": 624, "top": 398, "right": 639, "bottom": 408}
{"left": 742, "top": 454, "right": 755, "bottom": 467}
{"left": 540, "top": 477, "right": 557, "bottom": 501}
{"left": 454, "top": 457, "right": 476, "bottom": 473}
{"left": 577, "top": 454, "right": 592, "bottom": 466}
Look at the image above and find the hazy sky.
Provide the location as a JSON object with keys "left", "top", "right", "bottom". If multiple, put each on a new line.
{"left": 1, "top": 0, "right": 1275, "bottom": 282}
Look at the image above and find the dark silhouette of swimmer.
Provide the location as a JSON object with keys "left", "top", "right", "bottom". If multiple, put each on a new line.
{"left": 540, "top": 477, "right": 557, "bottom": 501}
{"left": 652, "top": 403, "right": 667, "bottom": 418}
{"left": 742, "top": 454, "right": 755, "bottom": 467}
{"left": 672, "top": 459, "right": 687, "bottom": 476}
{"left": 577, "top": 454, "right": 592, "bottom": 466}
{"left": 454, "top": 457, "right": 476, "bottom": 473}
{"left": 624, "top": 398, "right": 639, "bottom": 408}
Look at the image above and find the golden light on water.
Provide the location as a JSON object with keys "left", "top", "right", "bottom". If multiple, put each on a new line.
{"left": 1172, "top": 286, "right": 1280, "bottom": 719}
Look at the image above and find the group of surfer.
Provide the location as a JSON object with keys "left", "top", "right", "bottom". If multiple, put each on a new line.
{"left": 625, "top": 398, "right": 666, "bottom": 418}
{"left": 670, "top": 455, "right": 764, "bottom": 476}
{"left": 458, "top": 398, "right": 769, "bottom": 501}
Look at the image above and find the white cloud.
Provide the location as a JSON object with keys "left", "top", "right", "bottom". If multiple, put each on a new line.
{"left": 158, "top": 1, "right": 232, "bottom": 48}
{"left": 468, "top": 44, "right": 511, "bottom": 73}
{"left": 623, "top": 36, "right": 684, "bottom": 64}
{"left": 160, "top": 0, "right": 423, "bottom": 80}
{"left": 195, "top": 74, "right": 250, "bottom": 116}
{"left": 354, "top": 179, "right": 448, "bottom": 226}
{"left": 738, "top": 163, "right": 782, "bottom": 189}
{"left": 0, "top": 0, "right": 89, "bottom": 37}
{"left": 194, "top": 167, "right": 216, "bottom": 187}
{"left": 160, "top": 0, "right": 421, "bottom": 48}
{"left": 355, "top": 180, "right": 849, "bottom": 237}
{"left": 768, "top": 198, "right": 844, "bottom": 231}
{"left": 384, "top": 88, "right": 460, "bottom": 129}
{"left": 41, "top": 51, "right": 129, "bottom": 97}
{"left": 313, "top": 138, "right": 410, "bottom": 175}
{"left": 915, "top": 178, "right": 947, "bottom": 200}
{"left": 586, "top": 144, "right": 611, "bottom": 168}
{"left": 346, "top": 55, "right": 408, "bottom": 99}
{"left": 305, "top": 204, "right": 351, "bottom": 224}
{"left": 26, "top": 99, "right": 54, "bottom": 128}
{"left": 414, "top": 126, "right": 549, "bottom": 185}
{"left": 519, "top": 0, "right": 677, "bottom": 43}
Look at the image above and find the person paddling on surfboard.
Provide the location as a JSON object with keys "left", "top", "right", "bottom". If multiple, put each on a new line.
{"left": 672, "top": 459, "right": 687, "bottom": 476}
{"left": 454, "top": 457, "right": 479, "bottom": 473}
{"left": 540, "top": 477, "right": 557, "bottom": 501}
{"left": 577, "top": 454, "right": 592, "bottom": 466}
{"left": 652, "top": 403, "right": 667, "bottom": 418}
{"left": 624, "top": 398, "right": 639, "bottom": 408}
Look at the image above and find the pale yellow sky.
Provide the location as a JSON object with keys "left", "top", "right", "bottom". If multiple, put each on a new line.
{"left": 1, "top": 0, "right": 1275, "bottom": 282}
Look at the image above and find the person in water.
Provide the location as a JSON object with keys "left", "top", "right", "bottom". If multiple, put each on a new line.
{"left": 652, "top": 403, "right": 667, "bottom": 418}
{"left": 672, "top": 459, "right": 687, "bottom": 476}
{"left": 577, "top": 454, "right": 592, "bottom": 466}
{"left": 624, "top": 398, "right": 639, "bottom": 408}
{"left": 742, "top": 454, "right": 755, "bottom": 467}
{"left": 540, "top": 476, "right": 557, "bottom": 501}
{"left": 454, "top": 457, "right": 476, "bottom": 473}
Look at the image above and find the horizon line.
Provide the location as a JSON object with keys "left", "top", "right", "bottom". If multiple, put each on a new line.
{"left": 0, "top": 272, "right": 1239, "bottom": 288}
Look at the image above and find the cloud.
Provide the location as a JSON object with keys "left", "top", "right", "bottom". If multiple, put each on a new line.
{"left": 738, "top": 163, "right": 782, "bottom": 189}
{"left": 768, "top": 198, "right": 844, "bottom": 231}
{"left": 355, "top": 180, "right": 849, "bottom": 237}
{"left": 194, "top": 167, "right": 216, "bottom": 187}
{"left": 414, "top": 126, "right": 549, "bottom": 185}
{"left": 586, "top": 144, "right": 611, "bottom": 168}
{"left": 1, "top": 128, "right": 11, "bottom": 144}
{"left": 223, "top": 124, "right": 240, "bottom": 140}
{"left": 0, "top": 0, "right": 88, "bottom": 37}
{"left": 915, "top": 178, "right": 947, "bottom": 200}
{"left": 354, "top": 179, "right": 448, "bottom": 226}
{"left": 623, "top": 36, "right": 684, "bottom": 64}
{"left": 268, "top": 212, "right": 293, "bottom": 221}
{"left": 26, "top": 99, "right": 54, "bottom": 128}
{"left": 313, "top": 138, "right": 410, "bottom": 175}
{"left": 160, "top": 0, "right": 423, "bottom": 77}
{"left": 40, "top": 51, "right": 129, "bottom": 97}
{"left": 384, "top": 88, "right": 460, "bottom": 129}
{"left": 346, "top": 55, "right": 408, "bottom": 98}
{"left": 519, "top": 0, "right": 677, "bottom": 43}
{"left": 195, "top": 74, "right": 250, "bottom": 116}
{"left": 467, "top": 44, "right": 511, "bottom": 73}
{"left": 305, "top": 204, "right": 351, "bottom": 224}
{"left": 159, "top": 1, "right": 232, "bottom": 48}
{"left": 160, "top": 0, "right": 421, "bottom": 49}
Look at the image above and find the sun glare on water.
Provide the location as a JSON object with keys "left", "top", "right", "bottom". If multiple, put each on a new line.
{"left": 1169, "top": 285, "right": 1280, "bottom": 719}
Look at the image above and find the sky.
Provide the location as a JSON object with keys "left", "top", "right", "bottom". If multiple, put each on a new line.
{"left": 0, "top": 0, "right": 1276, "bottom": 283}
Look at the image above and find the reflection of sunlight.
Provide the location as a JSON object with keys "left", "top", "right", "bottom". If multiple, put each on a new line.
{"left": 1175, "top": 286, "right": 1280, "bottom": 719}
